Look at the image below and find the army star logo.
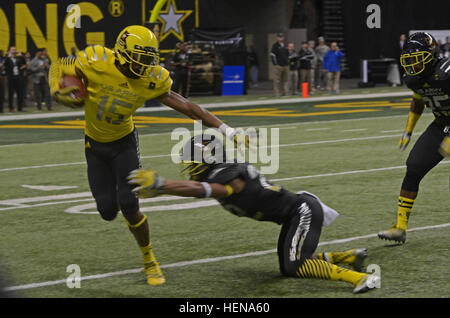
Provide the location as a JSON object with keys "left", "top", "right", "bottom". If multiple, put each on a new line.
{"left": 155, "top": 0, "right": 192, "bottom": 42}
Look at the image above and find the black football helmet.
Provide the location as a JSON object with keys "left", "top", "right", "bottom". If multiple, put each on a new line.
{"left": 179, "top": 134, "right": 226, "bottom": 180}
{"left": 400, "top": 32, "right": 439, "bottom": 76}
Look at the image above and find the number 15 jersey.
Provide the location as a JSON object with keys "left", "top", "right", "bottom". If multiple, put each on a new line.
{"left": 52, "top": 45, "right": 173, "bottom": 143}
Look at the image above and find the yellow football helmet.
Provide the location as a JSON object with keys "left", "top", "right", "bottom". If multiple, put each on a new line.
{"left": 114, "top": 25, "right": 159, "bottom": 77}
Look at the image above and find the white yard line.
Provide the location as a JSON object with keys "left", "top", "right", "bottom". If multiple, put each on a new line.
{"left": 5, "top": 222, "right": 449, "bottom": 292}
{"left": 0, "top": 112, "right": 433, "bottom": 149}
{"left": 305, "top": 128, "right": 330, "bottom": 132}
{"left": 1, "top": 160, "right": 448, "bottom": 212}
{"left": 342, "top": 129, "right": 368, "bottom": 133}
{"left": 0, "top": 132, "right": 422, "bottom": 173}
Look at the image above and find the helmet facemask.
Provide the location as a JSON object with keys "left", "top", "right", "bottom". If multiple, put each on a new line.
{"left": 400, "top": 51, "right": 432, "bottom": 76}
{"left": 179, "top": 135, "right": 225, "bottom": 181}
{"left": 118, "top": 46, "right": 159, "bottom": 77}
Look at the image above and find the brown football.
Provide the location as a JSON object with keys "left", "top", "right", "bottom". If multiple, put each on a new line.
{"left": 60, "top": 75, "right": 87, "bottom": 99}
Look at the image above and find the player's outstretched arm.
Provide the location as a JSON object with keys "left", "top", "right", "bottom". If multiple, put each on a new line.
{"left": 398, "top": 97, "right": 425, "bottom": 151}
{"left": 127, "top": 169, "right": 242, "bottom": 199}
{"left": 157, "top": 91, "right": 249, "bottom": 147}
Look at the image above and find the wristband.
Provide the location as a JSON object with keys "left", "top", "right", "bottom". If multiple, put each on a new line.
{"left": 201, "top": 182, "right": 212, "bottom": 198}
{"left": 218, "top": 123, "right": 236, "bottom": 139}
{"left": 224, "top": 184, "right": 234, "bottom": 197}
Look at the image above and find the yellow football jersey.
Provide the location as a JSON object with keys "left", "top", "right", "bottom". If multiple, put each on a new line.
{"left": 52, "top": 45, "right": 172, "bottom": 142}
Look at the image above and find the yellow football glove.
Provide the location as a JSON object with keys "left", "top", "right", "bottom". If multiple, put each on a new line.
{"left": 54, "top": 86, "right": 85, "bottom": 108}
{"left": 127, "top": 169, "right": 165, "bottom": 198}
{"left": 439, "top": 136, "right": 450, "bottom": 157}
{"left": 398, "top": 131, "right": 412, "bottom": 151}
{"left": 233, "top": 132, "right": 250, "bottom": 148}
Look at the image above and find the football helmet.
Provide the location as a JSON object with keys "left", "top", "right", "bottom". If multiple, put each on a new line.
{"left": 180, "top": 134, "right": 226, "bottom": 180}
{"left": 400, "top": 32, "right": 439, "bottom": 76}
{"left": 114, "top": 25, "right": 159, "bottom": 77}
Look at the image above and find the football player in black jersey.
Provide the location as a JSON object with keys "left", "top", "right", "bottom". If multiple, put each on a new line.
{"left": 378, "top": 32, "right": 450, "bottom": 243}
{"left": 128, "top": 134, "right": 380, "bottom": 294}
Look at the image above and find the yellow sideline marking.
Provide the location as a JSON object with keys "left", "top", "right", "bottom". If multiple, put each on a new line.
{"left": 212, "top": 108, "right": 380, "bottom": 117}
{"left": 0, "top": 98, "right": 410, "bottom": 129}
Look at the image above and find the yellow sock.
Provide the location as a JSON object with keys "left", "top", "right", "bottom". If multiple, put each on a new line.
{"left": 396, "top": 196, "right": 414, "bottom": 230}
{"left": 317, "top": 249, "right": 357, "bottom": 265}
{"left": 297, "top": 259, "right": 366, "bottom": 286}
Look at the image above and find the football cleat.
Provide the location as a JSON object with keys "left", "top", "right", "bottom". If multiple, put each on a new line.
{"left": 349, "top": 248, "right": 368, "bottom": 272}
{"left": 353, "top": 274, "right": 380, "bottom": 294}
{"left": 378, "top": 226, "right": 406, "bottom": 243}
{"left": 143, "top": 261, "right": 166, "bottom": 286}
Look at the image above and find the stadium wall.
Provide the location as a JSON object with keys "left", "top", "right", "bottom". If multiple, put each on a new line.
{"left": 0, "top": 0, "right": 296, "bottom": 81}
{"left": 342, "top": 0, "right": 450, "bottom": 78}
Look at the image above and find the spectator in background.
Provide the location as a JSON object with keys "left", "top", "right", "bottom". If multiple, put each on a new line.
{"left": 0, "top": 50, "right": 4, "bottom": 113}
{"left": 308, "top": 40, "right": 317, "bottom": 94}
{"left": 315, "top": 36, "right": 330, "bottom": 90}
{"left": 323, "top": 42, "right": 344, "bottom": 94}
{"left": 24, "top": 51, "right": 33, "bottom": 103}
{"left": 287, "top": 43, "right": 298, "bottom": 95}
{"left": 440, "top": 36, "right": 450, "bottom": 58}
{"left": 398, "top": 34, "right": 407, "bottom": 83}
{"left": 437, "top": 40, "right": 443, "bottom": 58}
{"left": 29, "top": 48, "right": 53, "bottom": 111}
{"left": 270, "top": 33, "right": 289, "bottom": 97}
{"left": 171, "top": 42, "right": 189, "bottom": 97}
{"left": 298, "top": 41, "right": 314, "bottom": 94}
{"left": 4, "top": 46, "right": 27, "bottom": 112}
{"left": 247, "top": 45, "right": 259, "bottom": 88}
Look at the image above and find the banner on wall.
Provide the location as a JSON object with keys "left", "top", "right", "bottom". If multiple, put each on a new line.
{"left": 0, "top": 0, "right": 207, "bottom": 61}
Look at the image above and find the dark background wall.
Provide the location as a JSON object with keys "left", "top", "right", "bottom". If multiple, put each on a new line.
{"left": 197, "top": 0, "right": 295, "bottom": 81}
{"left": 342, "top": 0, "right": 450, "bottom": 77}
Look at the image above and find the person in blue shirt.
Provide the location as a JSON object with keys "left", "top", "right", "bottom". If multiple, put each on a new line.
{"left": 323, "top": 42, "right": 344, "bottom": 94}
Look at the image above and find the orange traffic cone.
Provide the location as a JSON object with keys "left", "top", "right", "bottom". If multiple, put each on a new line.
{"left": 302, "top": 82, "right": 309, "bottom": 98}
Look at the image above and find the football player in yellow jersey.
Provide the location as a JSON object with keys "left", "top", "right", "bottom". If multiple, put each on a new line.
{"left": 49, "top": 25, "right": 245, "bottom": 286}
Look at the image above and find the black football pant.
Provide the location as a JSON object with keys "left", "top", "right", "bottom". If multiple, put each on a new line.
{"left": 8, "top": 76, "right": 24, "bottom": 111}
{"left": 401, "top": 121, "right": 447, "bottom": 192}
{"left": 85, "top": 129, "right": 141, "bottom": 221}
{"left": 277, "top": 193, "right": 324, "bottom": 277}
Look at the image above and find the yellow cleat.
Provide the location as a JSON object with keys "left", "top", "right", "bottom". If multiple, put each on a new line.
{"left": 378, "top": 225, "right": 406, "bottom": 243}
{"left": 143, "top": 261, "right": 166, "bottom": 286}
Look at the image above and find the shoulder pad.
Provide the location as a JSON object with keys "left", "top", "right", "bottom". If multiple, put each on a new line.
{"left": 148, "top": 66, "right": 172, "bottom": 89}
{"left": 76, "top": 45, "right": 111, "bottom": 70}
{"left": 206, "top": 163, "right": 245, "bottom": 184}
{"left": 434, "top": 58, "right": 450, "bottom": 81}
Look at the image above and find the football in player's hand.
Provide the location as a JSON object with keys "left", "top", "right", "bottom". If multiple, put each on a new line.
{"left": 60, "top": 75, "right": 86, "bottom": 99}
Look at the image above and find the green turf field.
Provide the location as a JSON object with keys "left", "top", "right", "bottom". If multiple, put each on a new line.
{"left": 0, "top": 94, "right": 449, "bottom": 298}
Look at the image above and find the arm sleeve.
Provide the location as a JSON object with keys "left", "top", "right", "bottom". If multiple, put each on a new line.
{"left": 412, "top": 91, "right": 422, "bottom": 100}
{"left": 405, "top": 111, "right": 421, "bottom": 133}
{"left": 48, "top": 57, "right": 78, "bottom": 96}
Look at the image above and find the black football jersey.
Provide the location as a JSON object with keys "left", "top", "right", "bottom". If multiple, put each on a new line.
{"left": 405, "top": 58, "right": 450, "bottom": 125}
{"left": 201, "top": 163, "right": 301, "bottom": 224}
